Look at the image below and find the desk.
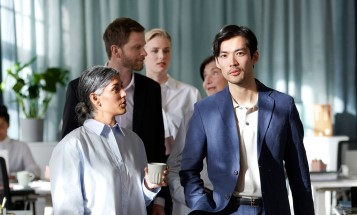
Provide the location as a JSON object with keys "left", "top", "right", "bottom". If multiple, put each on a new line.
{"left": 11, "top": 181, "right": 51, "bottom": 215}
{"left": 7, "top": 211, "right": 32, "bottom": 215}
{"left": 11, "top": 180, "right": 51, "bottom": 195}
{"left": 334, "top": 207, "right": 357, "bottom": 215}
{"left": 311, "top": 178, "right": 357, "bottom": 215}
{"left": 27, "top": 181, "right": 51, "bottom": 196}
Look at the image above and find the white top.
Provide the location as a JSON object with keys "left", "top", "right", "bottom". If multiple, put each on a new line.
{"left": 50, "top": 119, "right": 159, "bottom": 215}
{"left": 161, "top": 76, "right": 201, "bottom": 139}
{"left": 0, "top": 137, "right": 40, "bottom": 178}
{"left": 232, "top": 100, "right": 262, "bottom": 197}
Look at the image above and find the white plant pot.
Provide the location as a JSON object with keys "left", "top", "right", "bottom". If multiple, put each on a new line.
{"left": 20, "top": 118, "right": 44, "bottom": 142}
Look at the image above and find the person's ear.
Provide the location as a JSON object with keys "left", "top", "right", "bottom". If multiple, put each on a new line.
{"left": 252, "top": 51, "right": 259, "bottom": 64}
{"left": 215, "top": 58, "right": 222, "bottom": 70}
{"left": 89, "top": 93, "right": 101, "bottom": 108}
{"left": 111, "top": 45, "right": 121, "bottom": 58}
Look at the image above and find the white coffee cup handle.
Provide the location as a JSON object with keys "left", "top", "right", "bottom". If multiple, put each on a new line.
{"left": 28, "top": 172, "right": 35, "bottom": 181}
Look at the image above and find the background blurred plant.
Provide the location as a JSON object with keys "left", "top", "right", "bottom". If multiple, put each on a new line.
{"left": 1, "top": 57, "right": 69, "bottom": 119}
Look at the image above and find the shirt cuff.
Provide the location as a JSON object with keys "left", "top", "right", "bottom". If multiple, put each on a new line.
{"left": 142, "top": 179, "right": 161, "bottom": 198}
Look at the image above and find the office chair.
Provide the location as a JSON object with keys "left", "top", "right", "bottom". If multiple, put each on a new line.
{"left": 0, "top": 157, "right": 12, "bottom": 209}
{"left": 335, "top": 140, "right": 357, "bottom": 205}
{"left": 337, "top": 140, "right": 357, "bottom": 175}
{"left": 0, "top": 157, "right": 36, "bottom": 214}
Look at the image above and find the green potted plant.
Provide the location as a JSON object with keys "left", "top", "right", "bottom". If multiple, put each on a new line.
{"left": 1, "top": 57, "right": 69, "bottom": 141}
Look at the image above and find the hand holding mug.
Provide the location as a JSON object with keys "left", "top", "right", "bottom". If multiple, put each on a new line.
{"left": 144, "top": 162, "right": 169, "bottom": 190}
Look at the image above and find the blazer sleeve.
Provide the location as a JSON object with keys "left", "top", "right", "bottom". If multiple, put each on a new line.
{"left": 179, "top": 105, "right": 209, "bottom": 210}
{"left": 61, "top": 79, "right": 80, "bottom": 138}
{"left": 284, "top": 99, "right": 314, "bottom": 215}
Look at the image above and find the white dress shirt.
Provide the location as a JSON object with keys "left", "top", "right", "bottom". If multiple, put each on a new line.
{"left": 161, "top": 76, "right": 201, "bottom": 139}
{"left": 50, "top": 119, "right": 159, "bottom": 215}
{"left": 115, "top": 74, "right": 134, "bottom": 129}
{"left": 0, "top": 137, "right": 41, "bottom": 178}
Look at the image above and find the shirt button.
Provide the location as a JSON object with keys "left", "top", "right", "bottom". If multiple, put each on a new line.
{"left": 234, "top": 170, "right": 239, "bottom": 175}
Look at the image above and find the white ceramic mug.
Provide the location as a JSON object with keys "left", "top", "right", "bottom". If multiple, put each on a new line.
{"left": 17, "top": 171, "right": 35, "bottom": 188}
{"left": 148, "top": 162, "right": 167, "bottom": 184}
{"left": 340, "top": 164, "right": 350, "bottom": 177}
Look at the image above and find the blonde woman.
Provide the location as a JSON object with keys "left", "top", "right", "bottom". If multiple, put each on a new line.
{"left": 144, "top": 28, "right": 201, "bottom": 156}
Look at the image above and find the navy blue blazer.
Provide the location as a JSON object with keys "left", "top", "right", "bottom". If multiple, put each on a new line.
{"left": 180, "top": 80, "right": 314, "bottom": 215}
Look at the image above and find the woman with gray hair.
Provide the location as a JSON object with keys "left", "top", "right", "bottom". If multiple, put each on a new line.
{"left": 50, "top": 66, "right": 168, "bottom": 214}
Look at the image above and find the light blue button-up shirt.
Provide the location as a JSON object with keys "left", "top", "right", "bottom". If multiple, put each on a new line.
{"left": 50, "top": 119, "right": 159, "bottom": 215}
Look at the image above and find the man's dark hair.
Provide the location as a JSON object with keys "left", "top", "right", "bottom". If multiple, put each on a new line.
{"left": 103, "top": 17, "right": 145, "bottom": 59}
{"left": 212, "top": 25, "right": 258, "bottom": 59}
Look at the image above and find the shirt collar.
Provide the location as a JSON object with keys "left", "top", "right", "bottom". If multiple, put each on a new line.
{"left": 0, "top": 136, "right": 11, "bottom": 145}
{"left": 125, "top": 73, "right": 135, "bottom": 91}
{"left": 84, "top": 119, "right": 126, "bottom": 137}
{"left": 231, "top": 95, "right": 259, "bottom": 111}
{"left": 162, "top": 75, "right": 177, "bottom": 89}
{"left": 104, "top": 61, "right": 135, "bottom": 91}
{"left": 232, "top": 97, "right": 239, "bottom": 109}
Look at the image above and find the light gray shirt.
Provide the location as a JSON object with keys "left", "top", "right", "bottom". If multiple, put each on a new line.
{"left": 167, "top": 111, "right": 213, "bottom": 215}
{"left": 0, "top": 137, "right": 40, "bottom": 178}
{"left": 50, "top": 119, "right": 159, "bottom": 215}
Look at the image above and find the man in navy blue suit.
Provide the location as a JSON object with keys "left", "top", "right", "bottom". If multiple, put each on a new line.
{"left": 180, "top": 25, "right": 314, "bottom": 215}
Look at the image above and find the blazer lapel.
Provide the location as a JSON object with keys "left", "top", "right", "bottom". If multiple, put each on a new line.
{"left": 257, "top": 81, "right": 274, "bottom": 157}
{"left": 217, "top": 87, "right": 240, "bottom": 152}
{"left": 133, "top": 73, "right": 144, "bottom": 130}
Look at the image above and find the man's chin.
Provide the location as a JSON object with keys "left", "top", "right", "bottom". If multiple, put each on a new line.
{"left": 132, "top": 63, "right": 144, "bottom": 71}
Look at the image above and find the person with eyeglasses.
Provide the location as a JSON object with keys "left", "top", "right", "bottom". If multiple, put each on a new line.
{"left": 179, "top": 25, "right": 314, "bottom": 215}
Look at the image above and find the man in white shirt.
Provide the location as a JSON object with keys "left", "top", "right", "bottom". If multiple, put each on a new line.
{"left": 180, "top": 25, "right": 314, "bottom": 214}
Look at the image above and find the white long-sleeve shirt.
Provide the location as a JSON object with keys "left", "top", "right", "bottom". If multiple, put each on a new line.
{"left": 50, "top": 119, "right": 159, "bottom": 215}
{"left": 0, "top": 137, "right": 40, "bottom": 178}
{"left": 161, "top": 76, "right": 201, "bottom": 139}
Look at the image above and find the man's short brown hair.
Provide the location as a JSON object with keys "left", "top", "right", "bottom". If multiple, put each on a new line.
{"left": 103, "top": 17, "right": 145, "bottom": 59}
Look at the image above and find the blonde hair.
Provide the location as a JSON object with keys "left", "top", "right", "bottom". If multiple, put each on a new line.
{"left": 145, "top": 28, "right": 172, "bottom": 44}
